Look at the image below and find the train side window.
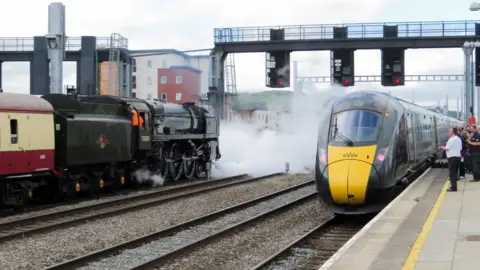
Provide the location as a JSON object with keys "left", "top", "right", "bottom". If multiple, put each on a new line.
{"left": 139, "top": 112, "right": 147, "bottom": 130}
{"left": 10, "top": 119, "right": 18, "bottom": 144}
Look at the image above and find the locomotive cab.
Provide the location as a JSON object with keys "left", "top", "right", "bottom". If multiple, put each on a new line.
{"left": 316, "top": 91, "right": 403, "bottom": 214}
{"left": 127, "top": 101, "right": 152, "bottom": 152}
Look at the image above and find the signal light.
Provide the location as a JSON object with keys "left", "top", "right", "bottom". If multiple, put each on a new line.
{"left": 394, "top": 78, "right": 401, "bottom": 84}
{"left": 278, "top": 79, "right": 283, "bottom": 85}
{"left": 343, "top": 79, "right": 349, "bottom": 85}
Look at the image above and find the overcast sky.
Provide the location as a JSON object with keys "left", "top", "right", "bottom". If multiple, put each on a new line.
{"left": 0, "top": 0, "right": 478, "bottom": 111}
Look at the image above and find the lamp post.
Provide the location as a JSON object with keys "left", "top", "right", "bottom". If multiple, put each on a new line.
{"left": 471, "top": 3, "right": 480, "bottom": 123}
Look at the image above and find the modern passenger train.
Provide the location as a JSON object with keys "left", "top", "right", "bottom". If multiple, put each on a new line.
{"left": 315, "top": 90, "right": 462, "bottom": 215}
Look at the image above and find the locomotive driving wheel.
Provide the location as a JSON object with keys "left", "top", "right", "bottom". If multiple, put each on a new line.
{"left": 183, "top": 144, "right": 196, "bottom": 180}
{"left": 168, "top": 143, "right": 184, "bottom": 181}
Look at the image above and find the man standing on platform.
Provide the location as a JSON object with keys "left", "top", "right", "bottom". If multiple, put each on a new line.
{"left": 467, "top": 125, "right": 480, "bottom": 182}
{"left": 441, "top": 127, "right": 462, "bottom": 192}
{"left": 465, "top": 125, "right": 477, "bottom": 174}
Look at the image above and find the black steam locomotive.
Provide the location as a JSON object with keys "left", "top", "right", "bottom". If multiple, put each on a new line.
{"left": 0, "top": 92, "right": 220, "bottom": 208}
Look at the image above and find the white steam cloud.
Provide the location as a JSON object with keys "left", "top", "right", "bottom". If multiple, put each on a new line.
{"left": 133, "top": 169, "right": 165, "bottom": 187}
{"left": 211, "top": 84, "right": 353, "bottom": 178}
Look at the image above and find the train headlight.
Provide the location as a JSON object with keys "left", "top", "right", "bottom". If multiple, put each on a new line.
{"left": 376, "top": 147, "right": 389, "bottom": 162}
{"left": 319, "top": 148, "right": 327, "bottom": 164}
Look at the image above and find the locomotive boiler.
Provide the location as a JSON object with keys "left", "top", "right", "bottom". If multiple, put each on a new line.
{"left": 315, "top": 91, "right": 462, "bottom": 215}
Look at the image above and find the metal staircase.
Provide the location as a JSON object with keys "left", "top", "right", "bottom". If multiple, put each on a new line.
{"left": 107, "top": 33, "right": 122, "bottom": 96}
{"left": 223, "top": 28, "right": 238, "bottom": 121}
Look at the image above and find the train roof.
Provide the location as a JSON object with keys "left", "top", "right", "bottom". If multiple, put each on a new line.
{"left": 0, "top": 92, "right": 53, "bottom": 113}
{"left": 338, "top": 90, "right": 462, "bottom": 123}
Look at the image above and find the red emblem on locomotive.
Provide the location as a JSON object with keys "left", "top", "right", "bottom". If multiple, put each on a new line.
{"left": 99, "top": 134, "right": 106, "bottom": 149}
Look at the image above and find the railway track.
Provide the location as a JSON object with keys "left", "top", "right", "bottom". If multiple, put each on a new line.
{"left": 250, "top": 215, "right": 373, "bottom": 270}
{"left": 0, "top": 176, "right": 209, "bottom": 217}
{"left": 0, "top": 173, "right": 281, "bottom": 242}
{"left": 44, "top": 179, "right": 317, "bottom": 270}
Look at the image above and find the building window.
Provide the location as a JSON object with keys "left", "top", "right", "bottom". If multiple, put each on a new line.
{"left": 175, "top": 93, "right": 182, "bottom": 101}
{"left": 132, "top": 75, "right": 137, "bottom": 89}
{"left": 132, "top": 59, "right": 136, "bottom": 73}
{"left": 147, "top": 76, "right": 152, "bottom": 85}
{"left": 176, "top": 76, "right": 182, "bottom": 84}
{"left": 161, "top": 60, "right": 167, "bottom": 68}
{"left": 132, "top": 92, "right": 137, "bottom": 98}
{"left": 161, "top": 76, "right": 167, "bottom": 84}
{"left": 161, "top": 93, "right": 167, "bottom": 100}
{"left": 147, "top": 60, "right": 152, "bottom": 68}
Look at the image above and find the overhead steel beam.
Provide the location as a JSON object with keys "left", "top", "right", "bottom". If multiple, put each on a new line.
{"left": 296, "top": 75, "right": 465, "bottom": 83}
{"left": 213, "top": 21, "right": 480, "bottom": 53}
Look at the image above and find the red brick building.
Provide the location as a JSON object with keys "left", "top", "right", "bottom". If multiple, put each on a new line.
{"left": 157, "top": 66, "right": 201, "bottom": 104}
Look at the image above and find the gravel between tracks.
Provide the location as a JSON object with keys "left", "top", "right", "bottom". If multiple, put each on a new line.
{"left": 158, "top": 198, "right": 332, "bottom": 270}
{"left": 0, "top": 176, "right": 240, "bottom": 225}
{"left": 78, "top": 185, "right": 316, "bottom": 270}
{"left": 0, "top": 172, "right": 312, "bottom": 270}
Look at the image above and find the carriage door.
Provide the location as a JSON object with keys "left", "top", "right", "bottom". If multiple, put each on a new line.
{"left": 406, "top": 112, "right": 416, "bottom": 165}
{"left": 433, "top": 117, "right": 439, "bottom": 155}
{"left": 137, "top": 110, "right": 152, "bottom": 151}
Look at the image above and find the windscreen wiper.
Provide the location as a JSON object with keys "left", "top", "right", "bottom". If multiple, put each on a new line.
{"left": 335, "top": 130, "right": 354, "bottom": 146}
{"left": 332, "top": 119, "right": 354, "bottom": 146}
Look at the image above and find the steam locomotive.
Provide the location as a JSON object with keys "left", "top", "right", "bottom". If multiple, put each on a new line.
{"left": 315, "top": 90, "right": 462, "bottom": 215}
{"left": 0, "top": 92, "right": 220, "bottom": 208}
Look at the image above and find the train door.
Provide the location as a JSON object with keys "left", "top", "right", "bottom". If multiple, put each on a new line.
{"left": 406, "top": 112, "right": 416, "bottom": 166}
{"left": 7, "top": 115, "right": 27, "bottom": 174}
{"left": 137, "top": 110, "right": 152, "bottom": 150}
{"left": 433, "top": 117, "right": 439, "bottom": 156}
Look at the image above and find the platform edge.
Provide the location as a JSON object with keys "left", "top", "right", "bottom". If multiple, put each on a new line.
{"left": 401, "top": 179, "right": 449, "bottom": 269}
{"left": 318, "top": 167, "right": 432, "bottom": 270}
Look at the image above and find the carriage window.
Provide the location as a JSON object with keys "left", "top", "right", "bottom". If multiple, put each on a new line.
{"left": 10, "top": 119, "right": 18, "bottom": 144}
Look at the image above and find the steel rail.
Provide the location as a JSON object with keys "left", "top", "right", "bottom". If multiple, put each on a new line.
{"left": 44, "top": 180, "right": 316, "bottom": 270}
{"left": 0, "top": 173, "right": 283, "bottom": 242}
{"left": 251, "top": 215, "right": 373, "bottom": 270}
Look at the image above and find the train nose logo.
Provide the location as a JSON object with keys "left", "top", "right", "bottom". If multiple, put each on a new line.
{"left": 343, "top": 152, "right": 358, "bottom": 158}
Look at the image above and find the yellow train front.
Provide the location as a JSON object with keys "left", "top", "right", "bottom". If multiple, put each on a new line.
{"left": 315, "top": 91, "right": 460, "bottom": 215}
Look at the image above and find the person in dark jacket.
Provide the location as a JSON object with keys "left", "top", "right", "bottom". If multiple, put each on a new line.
{"left": 465, "top": 125, "right": 477, "bottom": 174}
{"left": 467, "top": 125, "right": 480, "bottom": 182}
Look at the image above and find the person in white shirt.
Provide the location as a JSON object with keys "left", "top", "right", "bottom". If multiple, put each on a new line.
{"left": 441, "top": 127, "right": 462, "bottom": 192}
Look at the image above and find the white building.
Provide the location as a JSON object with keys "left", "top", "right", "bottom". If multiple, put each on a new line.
{"left": 130, "top": 49, "right": 210, "bottom": 100}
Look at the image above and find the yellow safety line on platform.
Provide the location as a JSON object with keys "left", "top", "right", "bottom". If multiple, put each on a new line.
{"left": 402, "top": 180, "right": 449, "bottom": 270}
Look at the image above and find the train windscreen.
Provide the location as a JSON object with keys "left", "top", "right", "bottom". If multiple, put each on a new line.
{"left": 330, "top": 109, "right": 380, "bottom": 144}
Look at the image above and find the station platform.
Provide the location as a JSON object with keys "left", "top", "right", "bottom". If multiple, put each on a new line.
{"left": 319, "top": 167, "right": 480, "bottom": 270}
